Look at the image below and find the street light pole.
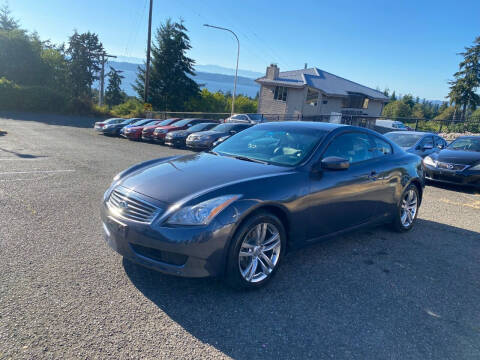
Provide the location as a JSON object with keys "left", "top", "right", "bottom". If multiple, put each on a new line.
{"left": 144, "top": 0, "right": 153, "bottom": 103}
{"left": 203, "top": 24, "right": 239, "bottom": 116}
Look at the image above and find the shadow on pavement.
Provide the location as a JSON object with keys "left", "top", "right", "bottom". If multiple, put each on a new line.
{"left": 123, "top": 219, "right": 480, "bottom": 359}
{"left": 0, "top": 147, "right": 47, "bottom": 159}
{"left": 426, "top": 180, "right": 480, "bottom": 195}
{"left": 0, "top": 111, "right": 106, "bottom": 128}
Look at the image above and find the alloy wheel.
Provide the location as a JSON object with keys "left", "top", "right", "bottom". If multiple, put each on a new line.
{"left": 400, "top": 189, "right": 418, "bottom": 227}
{"left": 238, "top": 223, "right": 281, "bottom": 283}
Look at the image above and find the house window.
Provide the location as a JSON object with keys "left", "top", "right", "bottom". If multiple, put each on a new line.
{"left": 342, "top": 93, "right": 369, "bottom": 109}
{"left": 306, "top": 88, "right": 319, "bottom": 106}
{"left": 273, "top": 86, "right": 287, "bottom": 102}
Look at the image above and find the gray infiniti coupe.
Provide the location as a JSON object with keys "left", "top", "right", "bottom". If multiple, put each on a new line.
{"left": 101, "top": 122, "right": 424, "bottom": 289}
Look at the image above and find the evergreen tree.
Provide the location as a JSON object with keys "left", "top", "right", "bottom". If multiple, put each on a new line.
{"left": 105, "top": 66, "right": 125, "bottom": 106}
{"left": 390, "top": 91, "right": 396, "bottom": 101}
{"left": 66, "top": 31, "right": 104, "bottom": 98}
{"left": 448, "top": 36, "right": 480, "bottom": 119}
{"left": 134, "top": 19, "right": 199, "bottom": 110}
{"left": 0, "top": 3, "right": 19, "bottom": 31}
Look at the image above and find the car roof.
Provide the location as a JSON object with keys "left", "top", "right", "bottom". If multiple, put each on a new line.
{"left": 386, "top": 131, "right": 435, "bottom": 136}
{"left": 258, "top": 121, "right": 345, "bottom": 132}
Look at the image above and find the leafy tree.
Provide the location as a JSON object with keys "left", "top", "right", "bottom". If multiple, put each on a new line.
{"left": 402, "top": 94, "right": 415, "bottom": 108}
{"left": 412, "top": 103, "right": 425, "bottom": 118}
{"left": 0, "top": 2, "right": 19, "bottom": 31}
{"left": 382, "top": 100, "right": 412, "bottom": 118}
{"left": 105, "top": 66, "right": 125, "bottom": 106}
{"left": 134, "top": 19, "right": 199, "bottom": 110}
{"left": 66, "top": 31, "right": 104, "bottom": 98}
{"left": 0, "top": 29, "right": 46, "bottom": 85}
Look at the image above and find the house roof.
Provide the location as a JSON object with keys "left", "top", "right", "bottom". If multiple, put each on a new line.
{"left": 256, "top": 68, "right": 389, "bottom": 101}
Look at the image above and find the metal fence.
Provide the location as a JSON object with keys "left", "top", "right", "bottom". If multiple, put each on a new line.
{"left": 147, "top": 111, "right": 480, "bottom": 135}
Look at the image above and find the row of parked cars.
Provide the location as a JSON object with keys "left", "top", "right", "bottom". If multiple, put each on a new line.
{"left": 94, "top": 116, "right": 256, "bottom": 150}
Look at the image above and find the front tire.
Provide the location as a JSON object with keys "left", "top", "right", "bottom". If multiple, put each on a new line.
{"left": 225, "top": 212, "right": 286, "bottom": 289}
{"left": 391, "top": 184, "right": 419, "bottom": 232}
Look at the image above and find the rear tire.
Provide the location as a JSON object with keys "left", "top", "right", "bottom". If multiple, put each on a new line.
{"left": 391, "top": 184, "right": 419, "bottom": 232}
{"left": 225, "top": 211, "right": 286, "bottom": 289}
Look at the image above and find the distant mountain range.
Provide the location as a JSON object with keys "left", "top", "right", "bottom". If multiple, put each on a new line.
{"left": 105, "top": 60, "right": 261, "bottom": 98}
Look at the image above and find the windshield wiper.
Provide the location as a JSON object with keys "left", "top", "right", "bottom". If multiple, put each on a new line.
{"left": 206, "top": 150, "right": 219, "bottom": 155}
{"left": 231, "top": 155, "right": 269, "bottom": 164}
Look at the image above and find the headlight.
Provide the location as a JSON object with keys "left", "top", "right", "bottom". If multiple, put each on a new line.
{"left": 166, "top": 195, "right": 240, "bottom": 226}
{"left": 470, "top": 163, "right": 480, "bottom": 170}
{"left": 423, "top": 156, "right": 436, "bottom": 167}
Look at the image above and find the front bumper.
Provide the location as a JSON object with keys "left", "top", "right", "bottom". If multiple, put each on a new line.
{"left": 100, "top": 199, "right": 236, "bottom": 278}
{"left": 165, "top": 137, "right": 186, "bottom": 147}
{"left": 186, "top": 139, "right": 213, "bottom": 150}
{"left": 125, "top": 132, "right": 141, "bottom": 140}
{"left": 424, "top": 165, "right": 480, "bottom": 187}
{"left": 141, "top": 133, "right": 155, "bottom": 141}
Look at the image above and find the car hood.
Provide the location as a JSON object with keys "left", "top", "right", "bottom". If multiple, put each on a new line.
{"left": 118, "top": 152, "right": 290, "bottom": 204}
{"left": 432, "top": 149, "right": 480, "bottom": 165}
{"left": 128, "top": 126, "right": 145, "bottom": 131}
{"left": 191, "top": 130, "right": 225, "bottom": 138}
{"left": 143, "top": 125, "right": 160, "bottom": 131}
{"left": 167, "top": 130, "right": 189, "bottom": 137}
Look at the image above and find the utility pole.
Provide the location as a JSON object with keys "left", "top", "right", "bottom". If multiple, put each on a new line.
{"left": 144, "top": 0, "right": 153, "bottom": 103}
{"left": 203, "top": 24, "right": 240, "bottom": 115}
{"left": 97, "top": 52, "right": 117, "bottom": 106}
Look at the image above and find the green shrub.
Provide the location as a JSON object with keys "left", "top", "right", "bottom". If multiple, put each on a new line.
{"left": 110, "top": 98, "right": 145, "bottom": 118}
{"left": 0, "top": 77, "right": 67, "bottom": 112}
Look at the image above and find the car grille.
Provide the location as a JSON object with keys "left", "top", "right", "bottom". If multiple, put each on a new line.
{"left": 107, "top": 189, "right": 159, "bottom": 223}
{"left": 436, "top": 162, "right": 468, "bottom": 171}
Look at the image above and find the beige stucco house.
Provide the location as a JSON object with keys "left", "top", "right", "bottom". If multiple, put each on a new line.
{"left": 256, "top": 65, "right": 388, "bottom": 122}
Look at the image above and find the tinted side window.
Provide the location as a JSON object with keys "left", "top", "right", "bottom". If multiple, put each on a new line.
{"left": 419, "top": 136, "right": 434, "bottom": 147}
{"left": 435, "top": 137, "right": 446, "bottom": 149}
{"left": 323, "top": 132, "right": 374, "bottom": 164}
{"left": 234, "top": 124, "right": 250, "bottom": 131}
{"left": 371, "top": 136, "right": 393, "bottom": 157}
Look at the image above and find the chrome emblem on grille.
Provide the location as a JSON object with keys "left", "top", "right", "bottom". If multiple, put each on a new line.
{"left": 447, "top": 164, "right": 453, "bottom": 169}
{"left": 118, "top": 200, "right": 129, "bottom": 209}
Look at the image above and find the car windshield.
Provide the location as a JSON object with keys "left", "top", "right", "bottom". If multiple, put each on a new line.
{"left": 189, "top": 123, "right": 215, "bottom": 131}
{"left": 172, "top": 119, "right": 195, "bottom": 127}
{"left": 214, "top": 126, "right": 327, "bottom": 166}
{"left": 211, "top": 123, "right": 241, "bottom": 132}
{"left": 145, "top": 120, "right": 159, "bottom": 126}
{"left": 394, "top": 122, "right": 407, "bottom": 129}
{"left": 385, "top": 133, "right": 423, "bottom": 147}
{"left": 105, "top": 118, "right": 122, "bottom": 124}
{"left": 121, "top": 118, "right": 133, "bottom": 124}
{"left": 247, "top": 114, "right": 263, "bottom": 121}
{"left": 447, "top": 137, "right": 480, "bottom": 152}
{"left": 131, "top": 119, "right": 149, "bottom": 126}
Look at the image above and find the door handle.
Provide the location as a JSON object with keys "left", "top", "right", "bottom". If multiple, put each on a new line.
{"left": 368, "top": 171, "right": 378, "bottom": 181}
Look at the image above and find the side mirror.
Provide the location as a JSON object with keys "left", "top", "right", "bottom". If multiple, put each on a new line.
{"left": 423, "top": 144, "right": 433, "bottom": 150}
{"left": 320, "top": 156, "right": 350, "bottom": 170}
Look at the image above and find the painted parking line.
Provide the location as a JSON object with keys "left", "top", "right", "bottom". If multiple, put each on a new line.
{"left": 0, "top": 169, "right": 75, "bottom": 175}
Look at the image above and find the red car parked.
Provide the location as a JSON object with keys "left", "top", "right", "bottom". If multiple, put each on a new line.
{"left": 152, "top": 118, "right": 216, "bottom": 144}
{"left": 141, "top": 118, "right": 181, "bottom": 141}
{"left": 124, "top": 119, "right": 161, "bottom": 140}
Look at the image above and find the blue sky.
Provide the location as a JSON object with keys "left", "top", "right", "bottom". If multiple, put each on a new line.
{"left": 9, "top": 0, "right": 480, "bottom": 100}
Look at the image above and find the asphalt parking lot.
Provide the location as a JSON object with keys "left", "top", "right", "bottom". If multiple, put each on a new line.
{"left": 1, "top": 113, "right": 480, "bottom": 360}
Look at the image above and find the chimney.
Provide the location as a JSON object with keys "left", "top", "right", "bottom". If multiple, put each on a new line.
{"left": 266, "top": 64, "right": 279, "bottom": 80}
